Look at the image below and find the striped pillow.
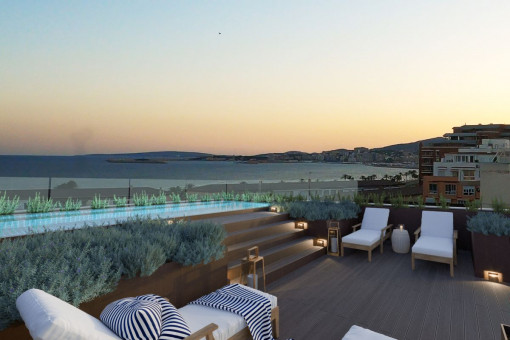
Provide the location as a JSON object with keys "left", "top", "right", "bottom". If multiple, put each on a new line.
{"left": 100, "top": 297, "right": 162, "bottom": 340}
{"left": 137, "top": 294, "right": 191, "bottom": 340}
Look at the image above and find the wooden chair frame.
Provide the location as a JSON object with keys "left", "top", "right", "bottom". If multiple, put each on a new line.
{"left": 184, "top": 306, "right": 279, "bottom": 340}
{"left": 341, "top": 223, "right": 393, "bottom": 262}
{"left": 411, "top": 226, "right": 458, "bottom": 277}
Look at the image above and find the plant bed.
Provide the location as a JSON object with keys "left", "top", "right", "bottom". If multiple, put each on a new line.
{"left": 468, "top": 212, "right": 510, "bottom": 282}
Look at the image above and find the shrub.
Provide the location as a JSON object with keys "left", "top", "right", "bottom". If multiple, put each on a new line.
{"left": 151, "top": 192, "right": 167, "bottom": 205}
{"left": 113, "top": 195, "right": 128, "bottom": 207}
{"left": 0, "top": 192, "right": 19, "bottom": 215}
{"left": 464, "top": 199, "right": 481, "bottom": 212}
{"left": 0, "top": 218, "right": 226, "bottom": 331}
{"left": 170, "top": 193, "right": 181, "bottom": 203}
{"left": 26, "top": 192, "right": 57, "bottom": 213}
{"left": 59, "top": 197, "right": 82, "bottom": 211}
{"left": 283, "top": 201, "right": 360, "bottom": 221}
{"left": 389, "top": 193, "right": 406, "bottom": 208}
{"left": 467, "top": 212, "right": 510, "bottom": 236}
{"left": 201, "top": 194, "right": 212, "bottom": 202}
{"left": 491, "top": 197, "right": 508, "bottom": 214}
{"left": 438, "top": 195, "right": 449, "bottom": 210}
{"left": 185, "top": 193, "right": 198, "bottom": 203}
{"left": 91, "top": 194, "right": 109, "bottom": 209}
{"left": 133, "top": 191, "right": 151, "bottom": 206}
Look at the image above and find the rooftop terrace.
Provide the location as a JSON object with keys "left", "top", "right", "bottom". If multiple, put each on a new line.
{"left": 268, "top": 248, "right": 510, "bottom": 340}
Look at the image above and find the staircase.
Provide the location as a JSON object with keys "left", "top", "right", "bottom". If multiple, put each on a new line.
{"left": 201, "top": 211, "right": 325, "bottom": 287}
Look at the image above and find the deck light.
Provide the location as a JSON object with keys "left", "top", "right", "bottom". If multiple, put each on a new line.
{"left": 269, "top": 206, "right": 279, "bottom": 212}
{"left": 399, "top": 224, "right": 404, "bottom": 231}
{"left": 295, "top": 221, "right": 308, "bottom": 229}
{"left": 315, "top": 238, "right": 326, "bottom": 247}
{"left": 484, "top": 270, "right": 503, "bottom": 283}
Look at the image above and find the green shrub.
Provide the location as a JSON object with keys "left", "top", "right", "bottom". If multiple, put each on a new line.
{"left": 91, "top": 194, "right": 109, "bottom": 209}
{"left": 389, "top": 193, "right": 406, "bottom": 208}
{"left": 0, "top": 218, "right": 226, "bottom": 331}
{"left": 415, "top": 196, "right": 425, "bottom": 209}
{"left": 0, "top": 192, "right": 19, "bottom": 215}
{"left": 132, "top": 192, "right": 151, "bottom": 206}
{"left": 283, "top": 201, "right": 360, "bottom": 221}
{"left": 59, "top": 197, "right": 82, "bottom": 211}
{"left": 201, "top": 194, "right": 212, "bottom": 202}
{"left": 438, "top": 195, "right": 449, "bottom": 210}
{"left": 185, "top": 193, "right": 198, "bottom": 203}
{"left": 467, "top": 212, "right": 510, "bottom": 236}
{"left": 113, "top": 195, "right": 128, "bottom": 207}
{"left": 151, "top": 192, "right": 167, "bottom": 205}
{"left": 170, "top": 193, "right": 181, "bottom": 203}
{"left": 464, "top": 199, "right": 481, "bottom": 212}
{"left": 353, "top": 194, "right": 369, "bottom": 206}
{"left": 491, "top": 197, "right": 508, "bottom": 214}
{"left": 26, "top": 192, "right": 57, "bottom": 213}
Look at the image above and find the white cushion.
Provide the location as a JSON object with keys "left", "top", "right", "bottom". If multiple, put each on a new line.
{"left": 342, "top": 229, "right": 381, "bottom": 246}
{"left": 342, "top": 325, "right": 396, "bottom": 340}
{"left": 412, "top": 236, "right": 453, "bottom": 258}
{"left": 421, "top": 211, "right": 453, "bottom": 239}
{"left": 361, "top": 208, "right": 390, "bottom": 231}
{"left": 16, "top": 289, "right": 120, "bottom": 340}
{"left": 179, "top": 286, "right": 277, "bottom": 340}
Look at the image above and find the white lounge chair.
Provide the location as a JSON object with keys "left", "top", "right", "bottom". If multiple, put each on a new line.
{"left": 341, "top": 207, "right": 392, "bottom": 262}
{"left": 16, "top": 287, "right": 279, "bottom": 340}
{"left": 342, "top": 325, "right": 396, "bottom": 340}
{"left": 412, "top": 211, "right": 457, "bottom": 277}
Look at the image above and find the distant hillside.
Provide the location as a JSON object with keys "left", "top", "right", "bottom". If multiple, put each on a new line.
{"left": 372, "top": 137, "right": 447, "bottom": 153}
{"left": 86, "top": 151, "right": 211, "bottom": 159}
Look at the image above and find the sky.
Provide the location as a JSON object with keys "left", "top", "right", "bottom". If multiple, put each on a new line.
{"left": 1, "top": 1, "right": 509, "bottom": 156}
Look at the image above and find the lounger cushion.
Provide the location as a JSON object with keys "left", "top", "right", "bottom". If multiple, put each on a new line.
{"left": 179, "top": 286, "right": 277, "bottom": 340}
{"left": 342, "top": 229, "right": 381, "bottom": 246}
{"left": 137, "top": 294, "right": 191, "bottom": 340}
{"left": 16, "top": 288, "right": 120, "bottom": 340}
{"left": 101, "top": 297, "right": 162, "bottom": 340}
{"left": 412, "top": 236, "right": 453, "bottom": 258}
{"left": 342, "top": 325, "right": 396, "bottom": 340}
{"left": 361, "top": 208, "right": 390, "bottom": 231}
{"left": 421, "top": 211, "right": 453, "bottom": 238}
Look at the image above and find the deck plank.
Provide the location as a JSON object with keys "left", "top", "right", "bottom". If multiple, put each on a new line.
{"left": 267, "top": 249, "right": 510, "bottom": 340}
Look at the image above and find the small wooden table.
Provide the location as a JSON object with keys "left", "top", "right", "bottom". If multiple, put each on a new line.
{"left": 391, "top": 228, "right": 410, "bottom": 254}
{"left": 240, "top": 246, "right": 266, "bottom": 291}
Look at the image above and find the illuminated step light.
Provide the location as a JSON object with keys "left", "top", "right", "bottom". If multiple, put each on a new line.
{"left": 484, "top": 270, "right": 503, "bottom": 283}
{"left": 269, "top": 206, "right": 279, "bottom": 212}
{"left": 315, "top": 238, "right": 327, "bottom": 247}
{"left": 295, "top": 221, "right": 308, "bottom": 229}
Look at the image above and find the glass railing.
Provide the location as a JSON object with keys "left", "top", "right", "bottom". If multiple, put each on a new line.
{"left": 0, "top": 176, "right": 359, "bottom": 211}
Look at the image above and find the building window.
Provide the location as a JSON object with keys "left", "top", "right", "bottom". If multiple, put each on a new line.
{"left": 429, "top": 183, "right": 438, "bottom": 194}
{"left": 463, "top": 186, "right": 475, "bottom": 196}
{"left": 463, "top": 170, "right": 475, "bottom": 180}
{"left": 445, "top": 184, "right": 457, "bottom": 195}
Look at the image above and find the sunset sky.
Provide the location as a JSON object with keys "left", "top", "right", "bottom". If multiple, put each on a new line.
{"left": 1, "top": 1, "right": 509, "bottom": 156}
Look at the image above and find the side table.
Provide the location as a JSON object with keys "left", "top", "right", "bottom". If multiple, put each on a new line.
{"left": 391, "top": 228, "right": 410, "bottom": 254}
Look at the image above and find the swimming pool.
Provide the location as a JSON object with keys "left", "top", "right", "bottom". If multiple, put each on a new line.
{"left": 0, "top": 201, "right": 269, "bottom": 238}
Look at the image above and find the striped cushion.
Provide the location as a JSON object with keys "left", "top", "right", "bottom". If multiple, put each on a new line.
{"left": 100, "top": 297, "right": 162, "bottom": 340}
{"left": 137, "top": 294, "right": 191, "bottom": 340}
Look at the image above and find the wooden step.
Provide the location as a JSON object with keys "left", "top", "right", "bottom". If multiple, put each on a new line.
{"left": 225, "top": 228, "right": 305, "bottom": 262}
{"left": 204, "top": 211, "right": 289, "bottom": 233}
{"left": 225, "top": 221, "right": 296, "bottom": 246}
{"left": 227, "top": 238, "right": 326, "bottom": 284}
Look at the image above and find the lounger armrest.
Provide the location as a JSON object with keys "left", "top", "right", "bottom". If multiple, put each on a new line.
{"left": 184, "top": 323, "right": 219, "bottom": 340}
{"left": 352, "top": 223, "right": 362, "bottom": 231}
{"left": 453, "top": 230, "right": 458, "bottom": 239}
{"left": 414, "top": 227, "right": 421, "bottom": 242}
{"left": 380, "top": 224, "right": 393, "bottom": 239}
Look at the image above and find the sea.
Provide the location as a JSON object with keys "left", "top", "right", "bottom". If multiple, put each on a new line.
{"left": 0, "top": 155, "right": 413, "bottom": 191}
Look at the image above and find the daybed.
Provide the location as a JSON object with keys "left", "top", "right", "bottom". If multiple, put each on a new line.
{"left": 16, "top": 286, "right": 279, "bottom": 340}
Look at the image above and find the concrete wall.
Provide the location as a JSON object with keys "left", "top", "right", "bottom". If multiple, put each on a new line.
{"left": 480, "top": 163, "right": 510, "bottom": 208}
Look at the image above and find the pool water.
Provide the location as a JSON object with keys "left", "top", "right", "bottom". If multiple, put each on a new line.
{"left": 0, "top": 201, "right": 269, "bottom": 238}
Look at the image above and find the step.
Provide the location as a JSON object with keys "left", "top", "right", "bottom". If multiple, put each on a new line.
{"left": 224, "top": 221, "right": 296, "bottom": 246}
{"left": 225, "top": 228, "right": 305, "bottom": 262}
{"left": 227, "top": 238, "right": 318, "bottom": 280}
{"left": 203, "top": 211, "right": 290, "bottom": 233}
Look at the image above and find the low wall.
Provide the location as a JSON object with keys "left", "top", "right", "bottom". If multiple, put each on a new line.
{"left": 0, "top": 258, "right": 228, "bottom": 340}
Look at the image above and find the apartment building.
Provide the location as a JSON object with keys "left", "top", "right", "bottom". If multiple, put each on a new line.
{"left": 422, "top": 139, "right": 510, "bottom": 205}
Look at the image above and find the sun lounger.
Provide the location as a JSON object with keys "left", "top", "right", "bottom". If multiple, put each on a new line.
{"left": 342, "top": 325, "right": 396, "bottom": 340}
{"left": 16, "top": 285, "right": 279, "bottom": 340}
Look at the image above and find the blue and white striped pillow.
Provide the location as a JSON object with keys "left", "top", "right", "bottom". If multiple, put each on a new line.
{"left": 100, "top": 297, "right": 162, "bottom": 340}
{"left": 137, "top": 294, "right": 191, "bottom": 340}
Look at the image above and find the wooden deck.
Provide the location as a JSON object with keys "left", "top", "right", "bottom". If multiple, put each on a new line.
{"left": 267, "top": 246, "right": 510, "bottom": 340}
